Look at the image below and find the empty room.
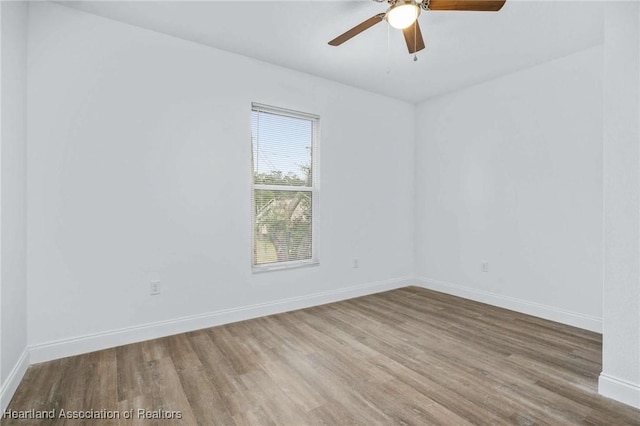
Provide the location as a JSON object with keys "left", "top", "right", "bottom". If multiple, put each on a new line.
{"left": 1, "top": 0, "right": 640, "bottom": 424}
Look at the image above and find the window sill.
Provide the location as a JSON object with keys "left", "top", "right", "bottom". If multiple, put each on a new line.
{"left": 252, "top": 259, "right": 319, "bottom": 274}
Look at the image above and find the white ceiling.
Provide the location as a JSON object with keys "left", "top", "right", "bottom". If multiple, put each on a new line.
{"left": 56, "top": 0, "right": 604, "bottom": 103}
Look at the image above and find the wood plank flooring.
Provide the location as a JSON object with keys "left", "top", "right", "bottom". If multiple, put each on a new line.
{"left": 5, "top": 287, "right": 640, "bottom": 425}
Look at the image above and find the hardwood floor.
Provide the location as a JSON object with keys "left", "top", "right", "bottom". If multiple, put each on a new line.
{"left": 5, "top": 287, "right": 640, "bottom": 425}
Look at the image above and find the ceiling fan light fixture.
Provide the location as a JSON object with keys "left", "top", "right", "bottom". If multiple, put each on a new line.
{"left": 386, "top": 1, "right": 421, "bottom": 30}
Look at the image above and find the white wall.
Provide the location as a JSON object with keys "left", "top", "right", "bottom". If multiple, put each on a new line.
{"left": 0, "top": 0, "right": 29, "bottom": 412}
{"left": 26, "top": 2, "right": 415, "bottom": 360}
{"left": 415, "top": 45, "right": 604, "bottom": 332}
{"left": 11, "top": 0, "right": 640, "bottom": 412}
{"left": 599, "top": 1, "right": 640, "bottom": 409}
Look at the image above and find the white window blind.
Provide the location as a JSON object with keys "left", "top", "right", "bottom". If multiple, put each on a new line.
{"left": 251, "top": 103, "right": 319, "bottom": 270}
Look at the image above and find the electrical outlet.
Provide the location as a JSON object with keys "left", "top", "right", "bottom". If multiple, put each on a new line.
{"left": 481, "top": 262, "right": 489, "bottom": 273}
{"left": 150, "top": 280, "right": 161, "bottom": 296}
{"left": 353, "top": 259, "right": 359, "bottom": 268}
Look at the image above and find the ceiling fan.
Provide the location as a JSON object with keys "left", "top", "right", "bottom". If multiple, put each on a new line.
{"left": 329, "top": 0, "right": 506, "bottom": 54}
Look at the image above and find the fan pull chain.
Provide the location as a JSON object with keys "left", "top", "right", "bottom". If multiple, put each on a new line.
{"left": 413, "top": 19, "right": 418, "bottom": 62}
{"left": 413, "top": 23, "right": 418, "bottom": 61}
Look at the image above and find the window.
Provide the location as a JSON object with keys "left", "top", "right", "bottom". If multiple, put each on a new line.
{"left": 251, "top": 103, "right": 319, "bottom": 271}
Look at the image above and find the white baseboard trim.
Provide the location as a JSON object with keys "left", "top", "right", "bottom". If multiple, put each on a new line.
{"left": 599, "top": 373, "right": 640, "bottom": 409}
{"left": 416, "top": 277, "right": 602, "bottom": 333}
{"left": 30, "top": 277, "right": 413, "bottom": 364}
{"left": 0, "top": 348, "right": 29, "bottom": 413}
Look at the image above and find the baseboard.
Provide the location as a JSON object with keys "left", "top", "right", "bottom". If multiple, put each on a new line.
{"left": 417, "top": 277, "right": 602, "bottom": 333}
{"left": 0, "top": 348, "right": 29, "bottom": 413}
{"left": 599, "top": 373, "right": 640, "bottom": 409}
{"left": 30, "top": 277, "right": 413, "bottom": 364}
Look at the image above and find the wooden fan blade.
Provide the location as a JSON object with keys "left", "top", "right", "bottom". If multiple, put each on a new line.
{"left": 427, "top": 0, "right": 506, "bottom": 11}
{"left": 329, "top": 13, "right": 386, "bottom": 46}
{"left": 403, "top": 21, "right": 425, "bottom": 54}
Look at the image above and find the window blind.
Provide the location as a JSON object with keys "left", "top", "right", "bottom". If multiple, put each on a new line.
{"left": 251, "top": 103, "right": 318, "bottom": 268}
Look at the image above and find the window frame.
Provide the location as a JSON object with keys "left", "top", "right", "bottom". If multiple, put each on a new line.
{"left": 250, "top": 102, "right": 320, "bottom": 273}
